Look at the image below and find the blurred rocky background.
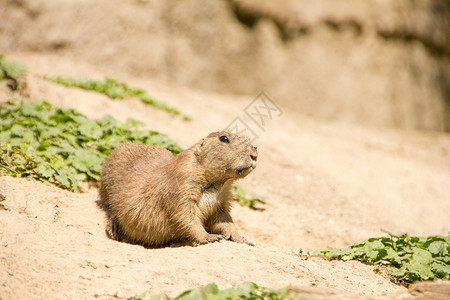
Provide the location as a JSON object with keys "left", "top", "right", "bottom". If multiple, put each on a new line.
{"left": 1, "top": 0, "right": 449, "bottom": 131}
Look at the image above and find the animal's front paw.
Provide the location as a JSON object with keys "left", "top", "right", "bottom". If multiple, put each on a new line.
{"left": 198, "top": 233, "right": 225, "bottom": 245}
{"left": 231, "top": 234, "right": 255, "bottom": 246}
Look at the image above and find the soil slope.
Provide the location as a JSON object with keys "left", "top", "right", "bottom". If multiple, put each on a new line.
{"left": 0, "top": 53, "right": 449, "bottom": 299}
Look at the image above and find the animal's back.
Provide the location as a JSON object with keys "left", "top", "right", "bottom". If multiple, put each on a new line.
{"left": 99, "top": 142, "right": 173, "bottom": 209}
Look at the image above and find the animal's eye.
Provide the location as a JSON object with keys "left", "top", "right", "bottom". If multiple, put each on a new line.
{"left": 219, "top": 135, "right": 230, "bottom": 143}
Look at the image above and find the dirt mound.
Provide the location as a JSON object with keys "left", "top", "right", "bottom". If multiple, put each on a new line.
{"left": 0, "top": 176, "right": 404, "bottom": 299}
{"left": 1, "top": 53, "right": 450, "bottom": 299}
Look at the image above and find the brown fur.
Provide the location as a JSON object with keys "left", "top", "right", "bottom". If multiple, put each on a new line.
{"left": 99, "top": 131, "right": 257, "bottom": 247}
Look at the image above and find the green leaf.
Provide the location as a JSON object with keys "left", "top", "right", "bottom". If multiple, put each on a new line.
{"left": 431, "top": 262, "right": 450, "bottom": 279}
{"left": 364, "top": 241, "right": 385, "bottom": 261}
{"left": 126, "top": 118, "right": 145, "bottom": 128}
{"left": 381, "top": 228, "right": 400, "bottom": 239}
{"left": 199, "top": 283, "right": 220, "bottom": 296}
{"left": 35, "top": 164, "right": 55, "bottom": 179}
{"left": 233, "top": 184, "right": 246, "bottom": 198}
{"left": 97, "top": 114, "right": 118, "bottom": 128}
{"left": 53, "top": 172, "right": 71, "bottom": 189}
{"left": 439, "top": 256, "right": 450, "bottom": 264}
{"left": 37, "top": 141, "right": 51, "bottom": 151}
{"left": 129, "top": 291, "right": 147, "bottom": 300}
{"left": 149, "top": 294, "right": 163, "bottom": 300}
{"left": 232, "top": 184, "right": 266, "bottom": 210}
{"left": 237, "top": 281, "right": 258, "bottom": 294}
{"left": 428, "top": 241, "right": 447, "bottom": 256}
{"left": 69, "top": 150, "right": 103, "bottom": 178}
{"left": 385, "top": 248, "right": 402, "bottom": 266}
{"left": 173, "top": 289, "right": 193, "bottom": 300}
{"left": 78, "top": 121, "right": 103, "bottom": 139}
{"left": 390, "top": 266, "right": 406, "bottom": 277}
{"left": 411, "top": 247, "right": 433, "bottom": 265}
{"left": 9, "top": 124, "right": 27, "bottom": 137}
{"left": 38, "top": 127, "right": 62, "bottom": 139}
{"left": 0, "top": 55, "right": 27, "bottom": 81}
{"left": 408, "top": 262, "right": 434, "bottom": 280}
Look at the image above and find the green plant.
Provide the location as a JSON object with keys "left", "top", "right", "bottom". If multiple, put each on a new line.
{"left": 0, "top": 54, "right": 27, "bottom": 90}
{"left": 148, "top": 282, "right": 296, "bottom": 300}
{"left": 312, "top": 229, "right": 450, "bottom": 286}
{"left": 233, "top": 184, "right": 266, "bottom": 210}
{"left": 48, "top": 76, "right": 191, "bottom": 120}
{"left": 0, "top": 99, "right": 182, "bottom": 192}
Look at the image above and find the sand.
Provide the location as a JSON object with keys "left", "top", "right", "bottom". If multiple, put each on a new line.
{"left": 0, "top": 53, "right": 449, "bottom": 299}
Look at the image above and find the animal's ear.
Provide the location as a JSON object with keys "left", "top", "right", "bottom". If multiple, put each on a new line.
{"left": 194, "top": 138, "right": 206, "bottom": 157}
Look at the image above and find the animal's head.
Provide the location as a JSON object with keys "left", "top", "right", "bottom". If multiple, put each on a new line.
{"left": 194, "top": 131, "right": 257, "bottom": 183}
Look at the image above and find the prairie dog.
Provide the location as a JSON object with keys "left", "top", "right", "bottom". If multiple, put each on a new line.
{"left": 99, "top": 131, "right": 257, "bottom": 247}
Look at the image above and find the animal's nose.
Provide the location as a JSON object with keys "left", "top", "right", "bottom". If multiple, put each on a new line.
{"left": 250, "top": 146, "right": 258, "bottom": 161}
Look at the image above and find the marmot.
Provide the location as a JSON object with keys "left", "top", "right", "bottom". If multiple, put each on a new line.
{"left": 99, "top": 131, "right": 257, "bottom": 247}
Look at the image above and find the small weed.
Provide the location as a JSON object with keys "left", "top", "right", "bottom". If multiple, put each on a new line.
{"left": 48, "top": 76, "right": 191, "bottom": 120}
{"left": 312, "top": 229, "right": 450, "bottom": 286}
{"left": 0, "top": 99, "right": 182, "bottom": 192}
{"left": 233, "top": 184, "right": 266, "bottom": 210}
{"left": 0, "top": 54, "right": 27, "bottom": 90}
{"left": 138, "top": 282, "right": 295, "bottom": 300}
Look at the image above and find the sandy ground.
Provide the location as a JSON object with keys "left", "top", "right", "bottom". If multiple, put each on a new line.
{"left": 0, "top": 53, "right": 449, "bottom": 299}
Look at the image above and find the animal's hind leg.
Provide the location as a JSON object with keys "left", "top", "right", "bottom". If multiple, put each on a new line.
{"left": 106, "top": 218, "right": 125, "bottom": 241}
